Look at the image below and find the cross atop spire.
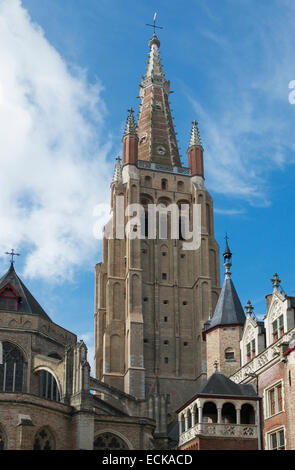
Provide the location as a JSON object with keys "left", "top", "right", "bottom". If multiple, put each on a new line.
{"left": 5, "top": 249, "right": 20, "bottom": 265}
{"left": 146, "top": 12, "right": 163, "bottom": 36}
{"left": 189, "top": 120, "right": 202, "bottom": 148}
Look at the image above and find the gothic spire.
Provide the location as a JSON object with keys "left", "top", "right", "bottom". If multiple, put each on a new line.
{"left": 124, "top": 108, "right": 137, "bottom": 136}
{"left": 187, "top": 120, "right": 204, "bottom": 178}
{"left": 113, "top": 157, "right": 122, "bottom": 183}
{"left": 136, "top": 35, "right": 181, "bottom": 166}
{"left": 146, "top": 33, "right": 163, "bottom": 79}
{"left": 189, "top": 120, "right": 202, "bottom": 148}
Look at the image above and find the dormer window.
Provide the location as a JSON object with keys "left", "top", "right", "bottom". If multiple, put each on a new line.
{"left": 272, "top": 315, "right": 284, "bottom": 342}
{"left": 0, "top": 285, "right": 19, "bottom": 312}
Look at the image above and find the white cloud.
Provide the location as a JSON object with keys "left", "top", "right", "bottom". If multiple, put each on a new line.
{"left": 0, "top": 0, "right": 113, "bottom": 281}
{"left": 187, "top": 2, "right": 295, "bottom": 207}
{"left": 214, "top": 208, "right": 245, "bottom": 216}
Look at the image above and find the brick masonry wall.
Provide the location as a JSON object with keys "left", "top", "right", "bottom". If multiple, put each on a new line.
{"left": 206, "top": 326, "right": 242, "bottom": 377}
{"left": 180, "top": 436, "right": 258, "bottom": 450}
{"left": 258, "top": 360, "right": 289, "bottom": 449}
{"left": 0, "top": 394, "right": 156, "bottom": 450}
{"left": 0, "top": 393, "right": 73, "bottom": 450}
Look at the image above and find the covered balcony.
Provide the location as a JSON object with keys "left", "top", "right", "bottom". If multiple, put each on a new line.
{"left": 178, "top": 398, "right": 258, "bottom": 446}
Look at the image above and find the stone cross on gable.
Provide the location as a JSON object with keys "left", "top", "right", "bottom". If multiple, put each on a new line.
{"left": 245, "top": 300, "right": 254, "bottom": 317}
{"left": 271, "top": 273, "right": 281, "bottom": 289}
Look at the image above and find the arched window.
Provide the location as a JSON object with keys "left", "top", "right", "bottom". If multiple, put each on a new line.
{"left": 241, "top": 403, "right": 255, "bottom": 424}
{"left": 93, "top": 433, "right": 129, "bottom": 450}
{"left": 33, "top": 428, "right": 55, "bottom": 450}
{"left": 222, "top": 402, "right": 236, "bottom": 424}
{"left": 203, "top": 402, "right": 218, "bottom": 423}
{"left": 0, "top": 424, "right": 6, "bottom": 450}
{"left": 35, "top": 370, "right": 60, "bottom": 402}
{"left": 0, "top": 341, "right": 25, "bottom": 392}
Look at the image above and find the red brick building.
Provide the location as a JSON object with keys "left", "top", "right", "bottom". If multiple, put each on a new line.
{"left": 177, "top": 242, "right": 295, "bottom": 450}
{"left": 176, "top": 369, "right": 260, "bottom": 450}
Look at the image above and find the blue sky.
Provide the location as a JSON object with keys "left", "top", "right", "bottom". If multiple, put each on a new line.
{"left": 1, "top": 0, "right": 295, "bottom": 369}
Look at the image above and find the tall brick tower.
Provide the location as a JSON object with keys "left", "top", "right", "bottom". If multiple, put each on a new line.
{"left": 94, "top": 33, "right": 221, "bottom": 416}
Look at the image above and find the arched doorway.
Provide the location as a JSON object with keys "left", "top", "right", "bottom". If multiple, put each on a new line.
{"left": 241, "top": 403, "right": 255, "bottom": 424}
{"left": 93, "top": 432, "right": 129, "bottom": 450}
{"left": 203, "top": 402, "right": 217, "bottom": 423}
{"left": 222, "top": 402, "right": 236, "bottom": 424}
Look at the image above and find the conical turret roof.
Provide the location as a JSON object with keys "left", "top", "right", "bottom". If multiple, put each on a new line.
{"left": 205, "top": 239, "right": 245, "bottom": 332}
{"left": 205, "top": 277, "right": 245, "bottom": 331}
{"left": 0, "top": 263, "right": 51, "bottom": 320}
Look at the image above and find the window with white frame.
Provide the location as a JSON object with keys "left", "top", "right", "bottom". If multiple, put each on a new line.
{"left": 266, "top": 382, "right": 283, "bottom": 417}
{"left": 272, "top": 315, "right": 284, "bottom": 342}
{"left": 268, "top": 428, "right": 285, "bottom": 450}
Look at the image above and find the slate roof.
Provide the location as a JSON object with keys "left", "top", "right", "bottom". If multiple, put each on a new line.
{"left": 0, "top": 263, "right": 51, "bottom": 321}
{"left": 197, "top": 370, "right": 258, "bottom": 398}
{"left": 205, "top": 276, "right": 245, "bottom": 331}
{"left": 176, "top": 370, "right": 259, "bottom": 413}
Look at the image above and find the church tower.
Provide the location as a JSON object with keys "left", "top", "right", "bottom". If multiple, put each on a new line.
{"left": 94, "top": 33, "right": 221, "bottom": 415}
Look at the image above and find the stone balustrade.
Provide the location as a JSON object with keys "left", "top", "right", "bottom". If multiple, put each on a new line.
{"left": 137, "top": 160, "right": 191, "bottom": 176}
{"left": 179, "top": 423, "right": 257, "bottom": 446}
